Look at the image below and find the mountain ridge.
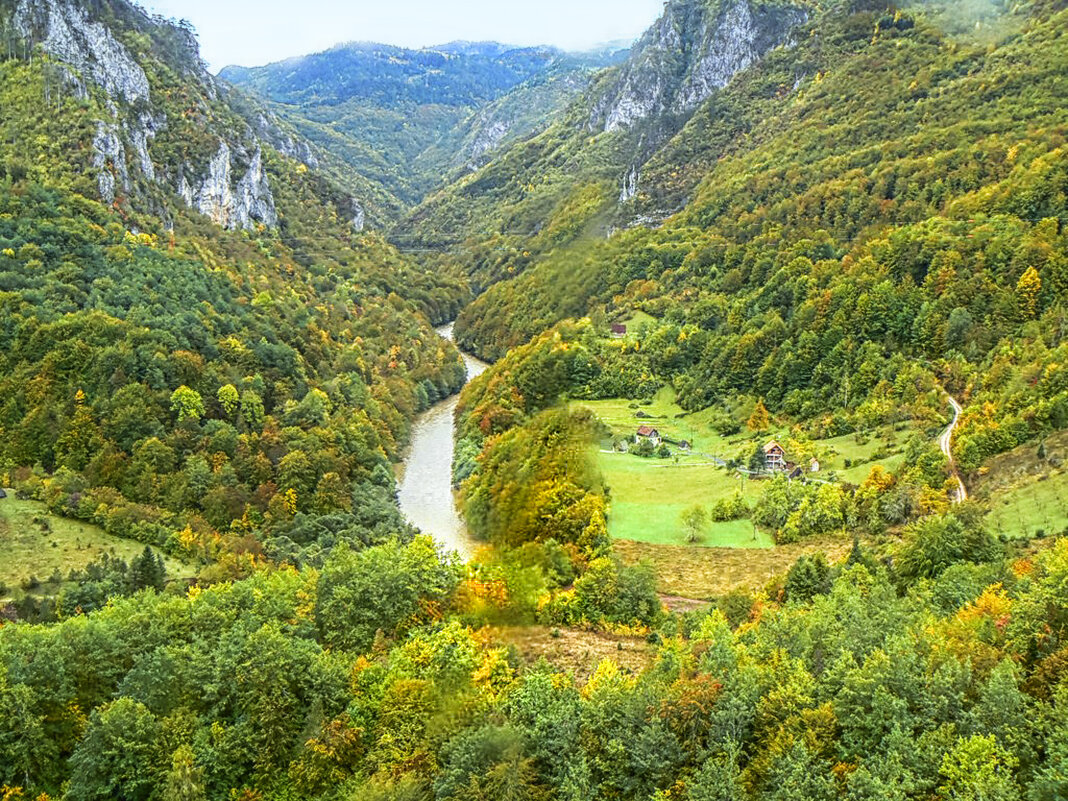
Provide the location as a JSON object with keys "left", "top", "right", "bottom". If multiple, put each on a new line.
{"left": 221, "top": 36, "right": 627, "bottom": 209}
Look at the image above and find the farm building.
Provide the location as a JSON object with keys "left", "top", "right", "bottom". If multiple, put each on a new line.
{"left": 635, "top": 426, "right": 662, "bottom": 447}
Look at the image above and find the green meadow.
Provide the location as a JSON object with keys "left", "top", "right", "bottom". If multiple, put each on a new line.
{"left": 0, "top": 496, "right": 194, "bottom": 600}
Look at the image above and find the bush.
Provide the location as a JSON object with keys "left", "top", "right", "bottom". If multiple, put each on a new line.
{"left": 569, "top": 558, "right": 661, "bottom": 627}
{"left": 20, "top": 575, "right": 40, "bottom": 591}
{"left": 710, "top": 492, "right": 749, "bottom": 522}
{"left": 895, "top": 511, "right": 1000, "bottom": 585}
{"left": 630, "top": 438, "right": 657, "bottom": 458}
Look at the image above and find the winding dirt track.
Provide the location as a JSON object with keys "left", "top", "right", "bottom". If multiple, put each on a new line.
{"left": 941, "top": 394, "right": 968, "bottom": 503}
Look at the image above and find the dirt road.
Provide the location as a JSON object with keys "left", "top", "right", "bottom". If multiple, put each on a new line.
{"left": 941, "top": 394, "right": 968, "bottom": 503}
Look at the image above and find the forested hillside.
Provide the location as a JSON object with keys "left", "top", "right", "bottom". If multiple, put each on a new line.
{"left": 423, "top": 0, "right": 1068, "bottom": 520}
{"left": 0, "top": 0, "right": 468, "bottom": 610}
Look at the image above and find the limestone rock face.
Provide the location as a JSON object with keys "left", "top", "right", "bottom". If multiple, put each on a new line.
{"left": 590, "top": 0, "right": 808, "bottom": 133}
{"left": 194, "top": 143, "right": 235, "bottom": 228}
{"left": 9, "top": 0, "right": 324, "bottom": 231}
{"left": 232, "top": 148, "right": 278, "bottom": 229}
{"left": 13, "top": 0, "right": 150, "bottom": 103}
{"left": 467, "top": 118, "right": 511, "bottom": 166}
{"left": 91, "top": 122, "right": 130, "bottom": 205}
{"left": 351, "top": 199, "right": 366, "bottom": 232}
{"left": 190, "top": 143, "right": 278, "bottom": 230}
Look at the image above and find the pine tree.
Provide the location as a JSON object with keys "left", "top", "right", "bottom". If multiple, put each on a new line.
{"left": 129, "top": 546, "right": 166, "bottom": 592}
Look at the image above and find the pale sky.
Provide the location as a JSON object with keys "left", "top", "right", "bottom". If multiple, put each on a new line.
{"left": 143, "top": 0, "right": 665, "bottom": 71}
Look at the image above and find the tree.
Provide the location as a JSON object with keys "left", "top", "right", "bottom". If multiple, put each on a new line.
{"left": 1016, "top": 267, "right": 1041, "bottom": 320}
{"left": 162, "top": 745, "right": 206, "bottom": 801}
{"left": 748, "top": 399, "right": 770, "bottom": 432}
{"left": 240, "top": 389, "right": 266, "bottom": 431}
{"left": 937, "top": 735, "right": 1020, "bottom": 801}
{"left": 315, "top": 538, "right": 459, "bottom": 652}
{"left": 217, "top": 384, "right": 239, "bottom": 417}
{"left": 687, "top": 746, "right": 745, "bottom": 801}
{"left": 681, "top": 504, "right": 709, "bottom": 543}
{"left": 896, "top": 512, "right": 999, "bottom": 584}
{"left": 67, "top": 697, "right": 162, "bottom": 801}
{"left": 785, "top": 553, "right": 832, "bottom": 602}
{"left": 169, "top": 386, "right": 204, "bottom": 424}
{"left": 129, "top": 546, "right": 166, "bottom": 592}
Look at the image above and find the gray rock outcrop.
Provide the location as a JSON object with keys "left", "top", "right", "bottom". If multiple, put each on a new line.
{"left": 13, "top": 0, "right": 150, "bottom": 103}
{"left": 591, "top": 0, "right": 808, "bottom": 133}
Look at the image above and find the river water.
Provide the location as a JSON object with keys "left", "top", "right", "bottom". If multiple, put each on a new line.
{"left": 397, "top": 323, "right": 488, "bottom": 557}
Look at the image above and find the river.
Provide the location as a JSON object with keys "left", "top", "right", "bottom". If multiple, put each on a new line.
{"left": 397, "top": 323, "right": 488, "bottom": 557}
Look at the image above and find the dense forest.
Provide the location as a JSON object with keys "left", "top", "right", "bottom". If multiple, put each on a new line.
{"left": 3, "top": 0, "right": 1068, "bottom": 798}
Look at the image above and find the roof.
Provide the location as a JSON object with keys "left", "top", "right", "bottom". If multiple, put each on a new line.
{"left": 636, "top": 425, "right": 660, "bottom": 437}
{"left": 763, "top": 441, "right": 784, "bottom": 453}
{"left": 611, "top": 324, "right": 628, "bottom": 333}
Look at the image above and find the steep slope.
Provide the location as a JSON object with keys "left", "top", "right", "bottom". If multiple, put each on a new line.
{"left": 1, "top": 0, "right": 407, "bottom": 228}
{"left": 0, "top": 0, "right": 469, "bottom": 571}
{"left": 222, "top": 42, "right": 624, "bottom": 207}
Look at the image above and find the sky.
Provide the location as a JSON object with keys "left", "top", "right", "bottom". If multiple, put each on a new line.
{"left": 142, "top": 0, "right": 665, "bottom": 71}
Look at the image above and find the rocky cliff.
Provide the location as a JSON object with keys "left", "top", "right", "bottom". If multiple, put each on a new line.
{"left": 2, "top": 0, "right": 339, "bottom": 230}
{"left": 590, "top": 0, "right": 808, "bottom": 133}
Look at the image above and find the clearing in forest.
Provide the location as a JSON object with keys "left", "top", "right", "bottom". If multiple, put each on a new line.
{"left": 0, "top": 496, "right": 195, "bottom": 601}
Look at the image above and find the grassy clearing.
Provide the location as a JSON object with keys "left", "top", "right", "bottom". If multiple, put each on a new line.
{"left": 986, "top": 474, "right": 1068, "bottom": 539}
{"left": 0, "top": 495, "right": 194, "bottom": 600}
{"left": 574, "top": 389, "right": 917, "bottom": 477}
{"left": 619, "top": 310, "right": 657, "bottom": 331}
{"left": 615, "top": 535, "right": 855, "bottom": 599}
{"left": 595, "top": 450, "right": 773, "bottom": 547}
{"left": 817, "top": 427, "right": 917, "bottom": 484}
{"left": 496, "top": 625, "right": 654, "bottom": 682}
{"left": 574, "top": 388, "right": 914, "bottom": 546}
{"left": 574, "top": 388, "right": 741, "bottom": 457}
{"left": 972, "top": 430, "right": 1068, "bottom": 539}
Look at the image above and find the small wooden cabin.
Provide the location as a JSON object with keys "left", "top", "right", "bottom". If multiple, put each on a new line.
{"left": 763, "top": 441, "right": 786, "bottom": 471}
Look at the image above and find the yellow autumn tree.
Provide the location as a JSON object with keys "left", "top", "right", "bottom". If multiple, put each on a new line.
{"left": 748, "top": 399, "right": 770, "bottom": 432}
{"left": 1016, "top": 266, "right": 1041, "bottom": 319}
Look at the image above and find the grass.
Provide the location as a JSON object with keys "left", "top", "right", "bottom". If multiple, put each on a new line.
{"left": 573, "top": 387, "right": 913, "bottom": 547}
{"left": 573, "top": 387, "right": 741, "bottom": 457}
{"left": 574, "top": 389, "right": 917, "bottom": 478}
{"left": 972, "top": 429, "right": 1068, "bottom": 540}
{"left": 986, "top": 474, "right": 1068, "bottom": 539}
{"left": 496, "top": 625, "right": 654, "bottom": 683}
{"left": 0, "top": 495, "right": 194, "bottom": 601}
{"left": 619, "top": 310, "right": 657, "bottom": 331}
{"left": 595, "top": 449, "right": 773, "bottom": 547}
{"left": 816, "top": 427, "right": 916, "bottom": 484}
{"left": 615, "top": 535, "right": 856, "bottom": 599}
